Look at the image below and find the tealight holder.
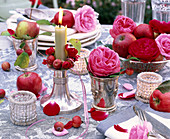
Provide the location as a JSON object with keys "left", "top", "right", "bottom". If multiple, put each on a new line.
{"left": 12, "top": 37, "right": 38, "bottom": 71}
{"left": 8, "top": 91, "right": 37, "bottom": 126}
{"left": 136, "top": 72, "right": 162, "bottom": 103}
{"left": 70, "top": 48, "right": 90, "bottom": 75}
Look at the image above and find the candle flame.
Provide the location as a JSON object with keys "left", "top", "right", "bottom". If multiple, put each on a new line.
{"left": 59, "top": 7, "right": 63, "bottom": 25}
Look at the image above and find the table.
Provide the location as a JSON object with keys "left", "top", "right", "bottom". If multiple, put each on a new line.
{"left": 0, "top": 23, "right": 170, "bottom": 139}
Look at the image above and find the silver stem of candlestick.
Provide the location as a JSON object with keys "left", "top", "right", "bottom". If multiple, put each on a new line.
{"left": 40, "top": 70, "right": 82, "bottom": 114}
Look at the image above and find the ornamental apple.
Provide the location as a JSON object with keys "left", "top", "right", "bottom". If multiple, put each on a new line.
{"left": 51, "top": 10, "right": 75, "bottom": 28}
{"left": 133, "top": 24, "right": 154, "bottom": 39}
{"left": 150, "top": 89, "right": 170, "bottom": 112}
{"left": 0, "top": 89, "right": 5, "bottom": 98}
{"left": 112, "top": 33, "right": 136, "bottom": 58}
{"left": 16, "top": 20, "right": 40, "bottom": 39}
{"left": 72, "top": 116, "right": 82, "bottom": 128}
{"left": 17, "top": 72, "right": 42, "bottom": 96}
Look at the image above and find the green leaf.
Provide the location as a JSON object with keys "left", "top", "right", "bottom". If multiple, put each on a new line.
{"left": 14, "top": 52, "right": 29, "bottom": 69}
{"left": 105, "top": 44, "right": 112, "bottom": 50}
{"left": 157, "top": 80, "right": 170, "bottom": 94}
{"left": 40, "top": 32, "right": 52, "bottom": 36}
{"left": 22, "top": 35, "right": 32, "bottom": 40}
{"left": 85, "top": 57, "right": 88, "bottom": 66}
{"left": 1, "top": 31, "right": 10, "bottom": 36}
{"left": 36, "top": 19, "right": 51, "bottom": 25}
{"left": 123, "top": 57, "right": 140, "bottom": 62}
{"left": 69, "top": 39, "right": 81, "bottom": 55}
{"left": 20, "top": 42, "right": 25, "bottom": 49}
{"left": 0, "top": 99, "right": 4, "bottom": 104}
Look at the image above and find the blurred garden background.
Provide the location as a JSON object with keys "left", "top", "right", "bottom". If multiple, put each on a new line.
{"left": 41, "top": 0, "right": 152, "bottom": 24}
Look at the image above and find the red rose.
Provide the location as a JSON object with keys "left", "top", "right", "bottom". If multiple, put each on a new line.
{"left": 46, "top": 47, "right": 55, "bottom": 55}
{"left": 128, "top": 38, "right": 160, "bottom": 62}
{"left": 67, "top": 48, "right": 78, "bottom": 58}
{"left": 149, "top": 19, "right": 170, "bottom": 34}
{"left": 62, "top": 61, "right": 73, "bottom": 69}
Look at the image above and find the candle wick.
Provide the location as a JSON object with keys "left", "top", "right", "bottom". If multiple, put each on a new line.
{"left": 59, "top": 24, "right": 61, "bottom": 28}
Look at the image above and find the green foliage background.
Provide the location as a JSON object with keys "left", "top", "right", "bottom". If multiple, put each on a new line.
{"left": 42, "top": 0, "right": 152, "bottom": 24}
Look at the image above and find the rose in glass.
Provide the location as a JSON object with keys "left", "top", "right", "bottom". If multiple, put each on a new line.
{"left": 128, "top": 38, "right": 160, "bottom": 62}
{"left": 87, "top": 46, "right": 121, "bottom": 77}
{"left": 155, "top": 34, "right": 170, "bottom": 60}
{"left": 75, "top": 5, "right": 96, "bottom": 33}
{"left": 109, "top": 15, "right": 136, "bottom": 39}
{"left": 129, "top": 121, "right": 152, "bottom": 139}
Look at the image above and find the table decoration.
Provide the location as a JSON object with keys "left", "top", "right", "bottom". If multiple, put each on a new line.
{"left": 40, "top": 8, "right": 82, "bottom": 114}
{"left": 8, "top": 91, "right": 37, "bottom": 126}
{"left": 109, "top": 16, "right": 170, "bottom": 72}
{"left": 136, "top": 72, "right": 162, "bottom": 103}
{"left": 87, "top": 46, "right": 121, "bottom": 112}
{"left": 70, "top": 48, "right": 90, "bottom": 75}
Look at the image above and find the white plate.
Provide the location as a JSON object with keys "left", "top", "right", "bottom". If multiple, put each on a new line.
{"left": 38, "top": 32, "right": 101, "bottom": 50}
{"left": 38, "top": 30, "right": 101, "bottom": 46}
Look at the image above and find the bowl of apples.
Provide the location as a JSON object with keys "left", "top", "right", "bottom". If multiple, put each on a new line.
{"left": 110, "top": 16, "right": 170, "bottom": 72}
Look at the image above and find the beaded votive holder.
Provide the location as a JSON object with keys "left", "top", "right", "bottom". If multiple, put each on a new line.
{"left": 9, "top": 91, "right": 37, "bottom": 126}
{"left": 136, "top": 72, "right": 162, "bottom": 103}
{"left": 70, "top": 48, "right": 90, "bottom": 75}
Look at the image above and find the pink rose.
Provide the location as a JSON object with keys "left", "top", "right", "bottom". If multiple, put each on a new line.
{"left": 155, "top": 34, "right": 170, "bottom": 60}
{"left": 110, "top": 15, "right": 136, "bottom": 38}
{"left": 75, "top": 5, "right": 96, "bottom": 33}
{"left": 129, "top": 121, "right": 152, "bottom": 139}
{"left": 88, "top": 46, "right": 121, "bottom": 77}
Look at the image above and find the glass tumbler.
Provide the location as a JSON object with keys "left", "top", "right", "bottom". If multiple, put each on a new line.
{"left": 121, "top": 0, "right": 146, "bottom": 25}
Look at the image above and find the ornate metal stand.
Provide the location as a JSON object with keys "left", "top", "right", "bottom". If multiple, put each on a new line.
{"left": 40, "top": 70, "right": 82, "bottom": 114}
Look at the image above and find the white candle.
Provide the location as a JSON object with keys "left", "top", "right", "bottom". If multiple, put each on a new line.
{"left": 55, "top": 8, "right": 67, "bottom": 61}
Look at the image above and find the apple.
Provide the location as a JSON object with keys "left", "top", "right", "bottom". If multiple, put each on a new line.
{"left": 126, "top": 68, "right": 134, "bottom": 76}
{"left": 54, "top": 122, "right": 64, "bottom": 132}
{"left": 16, "top": 20, "right": 40, "bottom": 39}
{"left": 112, "top": 33, "right": 136, "bottom": 58}
{"left": 133, "top": 24, "right": 154, "bottom": 39}
{"left": 72, "top": 116, "right": 82, "bottom": 128}
{"left": 1, "top": 62, "right": 10, "bottom": 71}
{"left": 51, "top": 10, "right": 75, "bottom": 28}
{"left": 17, "top": 72, "right": 42, "bottom": 96}
{"left": 0, "top": 89, "right": 5, "bottom": 98}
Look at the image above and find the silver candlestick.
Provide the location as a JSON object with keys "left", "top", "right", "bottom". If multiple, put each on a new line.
{"left": 40, "top": 70, "right": 82, "bottom": 114}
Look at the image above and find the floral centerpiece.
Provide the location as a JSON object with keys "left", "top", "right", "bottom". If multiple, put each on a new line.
{"left": 86, "top": 46, "right": 122, "bottom": 112}
{"left": 109, "top": 15, "right": 170, "bottom": 72}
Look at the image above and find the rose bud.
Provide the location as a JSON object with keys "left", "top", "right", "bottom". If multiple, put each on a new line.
{"left": 62, "top": 61, "right": 72, "bottom": 69}
{"left": 53, "top": 59, "right": 62, "bottom": 70}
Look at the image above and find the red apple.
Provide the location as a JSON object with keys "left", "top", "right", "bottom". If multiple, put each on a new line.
{"left": 126, "top": 68, "right": 134, "bottom": 76}
{"left": 1, "top": 62, "right": 10, "bottom": 71}
{"left": 16, "top": 20, "right": 40, "bottom": 39}
{"left": 133, "top": 24, "right": 154, "bottom": 39}
{"left": 17, "top": 72, "right": 42, "bottom": 96}
{"left": 53, "top": 59, "right": 62, "bottom": 70}
{"left": 54, "top": 122, "right": 64, "bottom": 132}
{"left": 72, "top": 116, "right": 82, "bottom": 128}
{"left": 51, "top": 10, "right": 75, "bottom": 28}
{"left": 112, "top": 33, "right": 136, "bottom": 58}
{"left": 0, "top": 89, "right": 5, "bottom": 98}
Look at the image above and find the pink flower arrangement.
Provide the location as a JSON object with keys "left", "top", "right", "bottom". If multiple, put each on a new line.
{"left": 42, "top": 44, "right": 79, "bottom": 70}
{"left": 129, "top": 121, "right": 152, "bottom": 139}
{"left": 75, "top": 5, "right": 96, "bottom": 33}
{"left": 87, "top": 46, "right": 121, "bottom": 77}
{"left": 109, "top": 15, "right": 136, "bottom": 38}
{"left": 155, "top": 34, "right": 170, "bottom": 60}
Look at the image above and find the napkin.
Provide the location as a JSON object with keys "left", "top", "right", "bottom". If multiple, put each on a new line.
{"left": 96, "top": 102, "right": 170, "bottom": 139}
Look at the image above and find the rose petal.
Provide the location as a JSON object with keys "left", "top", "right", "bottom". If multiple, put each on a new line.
{"left": 97, "top": 98, "right": 105, "bottom": 108}
{"left": 52, "top": 127, "right": 69, "bottom": 136}
{"left": 91, "top": 111, "right": 108, "bottom": 121}
{"left": 64, "top": 121, "right": 73, "bottom": 129}
{"left": 43, "top": 101, "right": 60, "bottom": 116}
{"left": 123, "top": 83, "right": 133, "bottom": 91}
{"left": 88, "top": 107, "right": 96, "bottom": 113}
{"left": 114, "top": 124, "right": 128, "bottom": 133}
{"left": 118, "top": 89, "right": 136, "bottom": 99}
{"left": 7, "top": 29, "right": 15, "bottom": 35}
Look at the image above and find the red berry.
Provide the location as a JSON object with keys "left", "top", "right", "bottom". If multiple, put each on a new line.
{"left": 126, "top": 68, "right": 134, "bottom": 76}
{"left": 16, "top": 49, "right": 24, "bottom": 56}
{"left": 53, "top": 59, "right": 62, "bottom": 70}
{"left": 0, "top": 89, "right": 5, "bottom": 98}
{"left": 72, "top": 116, "right": 82, "bottom": 128}
{"left": 47, "top": 55, "right": 55, "bottom": 65}
{"left": 1, "top": 62, "right": 10, "bottom": 71}
{"left": 54, "top": 122, "right": 64, "bottom": 132}
{"left": 25, "top": 49, "right": 32, "bottom": 56}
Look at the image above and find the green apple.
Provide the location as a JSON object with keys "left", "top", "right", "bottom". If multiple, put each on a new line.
{"left": 16, "top": 20, "right": 40, "bottom": 39}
